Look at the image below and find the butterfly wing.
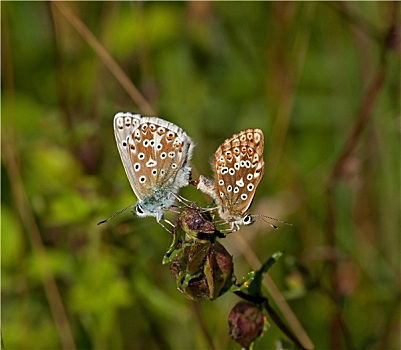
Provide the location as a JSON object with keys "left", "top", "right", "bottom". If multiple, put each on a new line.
{"left": 134, "top": 116, "right": 194, "bottom": 195}
{"left": 114, "top": 112, "right": 194, "bottom": 204}
{"left": 213, "top": 129, "right": 264, "bottom": 221}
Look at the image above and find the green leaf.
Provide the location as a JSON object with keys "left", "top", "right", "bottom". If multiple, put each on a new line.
{"left": 247, "top": 252, "right": 283, "bottom": 298}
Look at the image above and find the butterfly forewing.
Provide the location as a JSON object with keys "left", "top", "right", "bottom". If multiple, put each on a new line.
{"left": 213, "top": 129, "right": 264, "bottom": 220}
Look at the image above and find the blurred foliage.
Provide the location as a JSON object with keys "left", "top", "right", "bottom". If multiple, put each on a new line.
{"left": 1, "top": 2, "right": 400, "bottom": 350}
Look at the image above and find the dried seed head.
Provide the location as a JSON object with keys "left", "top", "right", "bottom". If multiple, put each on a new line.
{"left": 170, "top": 240, "right": 234, "bottom": 300}
{"left": 228, "top": 301, "right": 265, "bottom": 348}
{"left": 177, "top": 206, "right": 216, "bottom": 241}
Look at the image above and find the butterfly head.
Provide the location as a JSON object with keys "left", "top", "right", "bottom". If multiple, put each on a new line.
{"left": 217, "top": 210, "right": 255, "bottom": 232}
{"left": 133, "top": 189, "right": 176, "bottom": 222}
{"left": 134, "top": 202, "right": 149, "bottom": 218}
{"left": 133, "top": 203, "right": 163, "bottom": 223}
{"left": 241, "top": 213, "right": 254, "bottom": 226}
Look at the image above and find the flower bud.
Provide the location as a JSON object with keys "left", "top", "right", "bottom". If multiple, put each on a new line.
{"left": 228, "top": 301, "right": 265, "bottom": 348}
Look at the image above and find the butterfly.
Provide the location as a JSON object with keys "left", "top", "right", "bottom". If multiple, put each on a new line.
{"left": 196, "top": 129, "right": 265, "bottom": 232}
{"left": 98, "top": 112, "right": 195, "bottom": 227}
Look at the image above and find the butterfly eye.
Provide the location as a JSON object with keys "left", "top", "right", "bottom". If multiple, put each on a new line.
{"left": 135, "top": 204, "right": 145, "bottom": 217}
{"left": 243, "top": 214, "right": 253, "bottom": 225}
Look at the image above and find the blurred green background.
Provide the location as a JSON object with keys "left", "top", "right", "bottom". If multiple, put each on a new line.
{"left": 2, "top": 2, "right": 400, "bottom": 349}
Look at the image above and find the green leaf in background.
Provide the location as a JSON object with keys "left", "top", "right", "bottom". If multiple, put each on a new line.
{"left": 69, "top": 254, "right": 131, "bottom": 345}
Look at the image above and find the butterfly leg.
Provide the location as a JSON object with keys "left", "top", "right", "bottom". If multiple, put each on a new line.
{"left": 163, "top": 218, "right": 175, "bottom": 227}
{"left": 156, "top": 218, "right": 174, "bottom": 233}
{"left": 171, "top": 192, "right": 195, "bottom": 208}
{"left": 219, "top": 222, "right": 239, "bottom": 234}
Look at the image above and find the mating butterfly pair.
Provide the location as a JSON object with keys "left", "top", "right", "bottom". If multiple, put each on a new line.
{"left": 100, "top": 112, "right": 266, "bottom": 232}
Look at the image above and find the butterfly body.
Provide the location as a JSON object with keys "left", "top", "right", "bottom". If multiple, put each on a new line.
{"left": 134, "top": 189, "right": 175, "bottom": 222}
{"left": 114, "top": 112, "right": 194, "bottom": 222}
{"left": 197, "top": 129, "right": 265, "bottom": 231}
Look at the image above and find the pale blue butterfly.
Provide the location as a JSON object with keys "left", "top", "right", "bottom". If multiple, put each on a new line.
{"left": 99, "top": 112, "right": 195, "bottom": 228}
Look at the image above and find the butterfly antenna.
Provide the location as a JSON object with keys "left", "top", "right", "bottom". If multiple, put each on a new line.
{"left": 97, "top": 205, "right": 134, "bottom": 225}
{"left": 259, "top": 217, "right": 278, "bottom": 229}
{"left": 252, "top": 214, "right": 292, "bottom": 229}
